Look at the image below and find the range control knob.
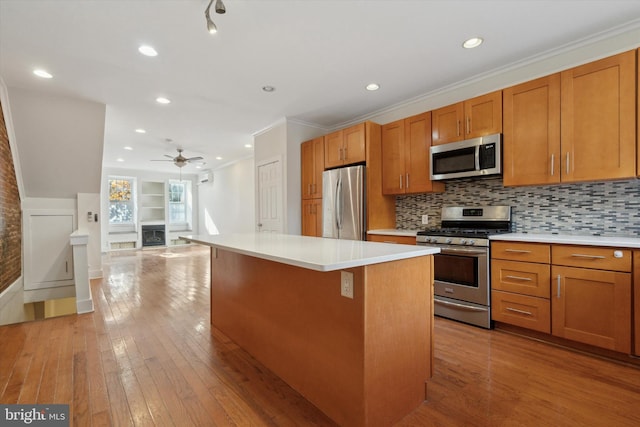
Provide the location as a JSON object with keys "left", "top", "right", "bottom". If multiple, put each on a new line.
{"left": 468, "top": 240, "right": 475, "bottom": 245}
{"left": 430, "top": 238, "right": 438, "bottom": 244}
{"left": 445, "top": 238, "right": 453, "bottom": 244}
{"left": 460, "top": 239, "right": 467, "bottom": 245}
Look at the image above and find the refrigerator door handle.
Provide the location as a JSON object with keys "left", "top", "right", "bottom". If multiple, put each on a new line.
{"left": 335, "top": 176, "right": 343, "bottom": 230}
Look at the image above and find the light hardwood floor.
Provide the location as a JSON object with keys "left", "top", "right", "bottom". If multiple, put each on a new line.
{"left": 1, "top": 245, "right": 639, "bottom": 426}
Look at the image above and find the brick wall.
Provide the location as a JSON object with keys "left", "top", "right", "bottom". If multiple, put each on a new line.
{"left": 0, "top": 101, "right": 22, "bottom": 294}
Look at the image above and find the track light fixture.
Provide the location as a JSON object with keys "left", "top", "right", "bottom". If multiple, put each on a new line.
{"left": 205, "top": 0, "right": 226, "bottom": 34}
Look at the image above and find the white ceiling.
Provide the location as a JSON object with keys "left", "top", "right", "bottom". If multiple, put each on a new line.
{"left": 1, "top": 0, "right": 640, "bottom": 173}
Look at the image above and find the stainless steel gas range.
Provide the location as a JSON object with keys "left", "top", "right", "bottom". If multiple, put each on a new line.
{"left": 416, "top": 206, "right": 512, "bottom": 328}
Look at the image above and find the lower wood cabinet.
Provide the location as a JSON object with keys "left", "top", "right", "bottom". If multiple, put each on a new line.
{"left": 635, "top": 251, "right": 640, "bottom": 356}
{"left": 367, "top": 234, "right": 416, "bottom": 245}
{"left": 302, "top": 199, "right": 322, "bottom": 237}
{"left": 492, "top": 290, "right": 551, "bottom": 333}
{"left": 552, "top": 265, "right": 631, "bottom": 353}
{"left": 491, "top": 241, "right": 633, "bottom": 354}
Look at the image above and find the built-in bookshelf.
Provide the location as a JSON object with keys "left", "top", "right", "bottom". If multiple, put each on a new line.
{"left": 140, "top": 181, "right": 165, "bottom": 223}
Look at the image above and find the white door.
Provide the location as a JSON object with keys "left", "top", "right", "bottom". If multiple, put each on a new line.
{"left": 25, "top": 213, "right": 75, "bottom": 290}
{"left": 257, "top": 159, "right": 283, "bottom": 233}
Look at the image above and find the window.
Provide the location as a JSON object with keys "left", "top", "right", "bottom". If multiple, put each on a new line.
{"left": 109, "top": 177, "right": 135, "bottom": 224}
{"left": 168, "top": 181, "right": 188, "bottom": 226}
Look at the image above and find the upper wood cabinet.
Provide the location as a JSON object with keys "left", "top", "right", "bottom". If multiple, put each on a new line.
{"left": 634, "top": 251, "right": 640, "bottom": 356}
{"left": 561, "top": 50, "right": 636, "bottom": 182}
{"left": 432, "top": 91, "right": 502, "bottom": 145}
{"left": 301, "top": 137, "right": 324, "bottom": 200}
{"left": 637, "top": 48, "right": 639, "bottom": 178}
{"left": 503, "top": 74, "right": 561, "bottom": 186}
{"left": 503, "top": 50, "right": 637, "bottom": 186}
{"left": 324, "top": 123, "right": 366, "bottom": 168}
{"left": 381, "top": 112, "right": 444, "bottom": 195}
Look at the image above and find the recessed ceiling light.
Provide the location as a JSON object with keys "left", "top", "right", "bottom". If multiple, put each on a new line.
{"left": 215, "top": 156, "right": 223, "bottom": 160}
{"left": 462, "top": 37, "right": 483, "bottom": 49}
{"left": 196, "top": 165, "right": 202, "bottom": 169}
{"left": 156, "top": 97, "right": 171, "bottom": 104}
{"left": 244, "top": 144, "right": 253, "bottom": 148}
{"left": 117, "top": 158, "right": 125, "bottom": 162}
{"left": 262, "top": 86, "right": 275, "bottom": 92}
{"left": 138, "top": 45, "right": 158, "bottom": 57}
{"left": 135, "top": 128, "right": 146, "bottom": 134}
{"left": 124, "top": 146, "right": 133, "bottom": 151}
{"left": 366, "top": 83, "right": 380, "bottom": 91}
{"left": 33, "top": 69, "right": 53, "bottom": 79}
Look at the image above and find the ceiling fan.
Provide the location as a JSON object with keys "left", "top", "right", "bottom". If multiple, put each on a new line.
{"left": 152, "top": 148, "right": 204, "bottom": 168}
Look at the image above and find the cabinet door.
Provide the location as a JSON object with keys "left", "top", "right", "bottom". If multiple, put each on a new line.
{"left": 302, "top": 199, "right": 322, "bottom": 237}
{"left": 324, "top": 129, "right": 344, "bottom": 169}
{"left": 25, "top": 214, "right": 74, "bottom": 290}
{"left": 634, "top": 251, "right": 640, "bottom": 356}
{"left": 464, "top": 91, "right": 502, "bottom": 138}
{"left": 310, "top": 137, "right": 324, "bottom": 198}
{"left": 343, "top": 123, "right": 366, "bottom": 165}
{"left": 405, "top": 112, "right": 438, "bottom": 194}
{"left": 561, "top": 50, "right": 636, "bottom": 182}
{"left": 552, "top": 266, "right": 631, "bottom": 353}
{"left": 431, "top": 102, "right": 463, "bottom": 145}
{"left": 381, "top": 119, "right": 405, "bottom": 195}
{"left": 503, "top": 74, "right": 561, "bottom": 186}
{"left": 301, "top": 139, "right": 315, "bottom": 200}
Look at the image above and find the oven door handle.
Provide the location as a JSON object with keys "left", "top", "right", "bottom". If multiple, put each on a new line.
{"left": 438, "top": 247, "right": 487, "bottom": 256}
{"left": 434, "top": 298, "right": 488, "bottom": 312}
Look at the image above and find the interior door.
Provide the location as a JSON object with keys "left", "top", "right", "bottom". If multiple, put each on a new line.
{"left": 25, "top": 213, "right": 74, "bottom": 290}
{"left": 257, "top": 159, "right": 283, "bottom": 233}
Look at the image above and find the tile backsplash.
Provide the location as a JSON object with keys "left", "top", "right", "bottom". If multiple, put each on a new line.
{"left": 395, "top": 177, "right": 640, "bottom": 237}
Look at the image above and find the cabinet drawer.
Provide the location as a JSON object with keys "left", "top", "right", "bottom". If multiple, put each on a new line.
{"left": 491, "top": 259, "right": 550, "bottom": 298}
{"left": 552, "top": 245, "right": 631, "bottom": 272}
{"left": 368, "top": 234, "right": 416, "bottom": 245}
{"left": 491, "top": 241, "right": 550, "bottom": 263}
{"left": 491, "top": 290, "right": 551, "bottom": 333}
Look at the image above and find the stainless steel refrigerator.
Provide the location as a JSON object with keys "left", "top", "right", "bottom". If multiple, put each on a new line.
{"left": 322, "top": 165, "right": 365, "bottom": 240}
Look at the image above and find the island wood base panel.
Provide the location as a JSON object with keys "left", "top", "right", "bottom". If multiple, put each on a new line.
{"left": 210, "top": 248, "right": 433, "bottom": 427}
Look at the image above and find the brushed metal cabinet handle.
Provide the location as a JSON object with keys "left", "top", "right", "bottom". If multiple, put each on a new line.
{"left": 557, "top": 275, "right": 561, "bottom": 298}
{"left": 550, "top": 154, "right": 555, "bottom": 176}
{"left": 566, "top": 152, "right": 570, "bottom": 174}
{"left": 505, "top": 275, "right": 532, "bottom": 281}
{"left": 505, "top": 249, "right": 532, "bottom": 254}
{"left": 570, "top": 254, "right": 606, "bottom": 259}
{"left": 406, "top": 173, "right": 409, "bottom": 189}
{"left": 506, "top": 307, "right": 532, "bottom": 316}
{"left": 399, "top": 175, "right": 403, "bottom": 189}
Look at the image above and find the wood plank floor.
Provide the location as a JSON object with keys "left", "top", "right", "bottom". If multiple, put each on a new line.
{"left": 1, "top": 245, "right": 639, "bottom": 426}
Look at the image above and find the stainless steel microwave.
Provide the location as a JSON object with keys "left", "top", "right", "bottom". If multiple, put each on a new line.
{"left": 430, "top": 133, "right": 502, "bottom": 180}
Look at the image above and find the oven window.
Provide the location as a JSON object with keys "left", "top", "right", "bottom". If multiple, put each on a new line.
{"left": 434, "top": 253, "right": 478, "bottom": 287}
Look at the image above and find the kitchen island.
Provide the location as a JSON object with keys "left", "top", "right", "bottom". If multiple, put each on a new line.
{"left": 184, "top": 233, "right": 439, "bottom": 427}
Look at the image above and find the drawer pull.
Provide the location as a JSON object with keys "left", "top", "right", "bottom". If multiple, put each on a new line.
{"left": 504, "top": 249, "right": 532, "bottom": 254}
{"left": 505, "top": 275, "right": 532, "bottom": 281}
{"left": 506, "top": 307, "right": 532, "bottom": 316}
{"left": 557, "top": 275, "right": 561, "bottom": 298}
{"left": 570, "top": 254, "right": 606, "bottom": 259}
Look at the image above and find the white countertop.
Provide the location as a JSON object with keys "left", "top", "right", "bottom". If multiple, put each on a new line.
{"left": 367, "top": 229, "right": 419, "bottom": 237}
{"left": 490, "top": 233, "right": 640, "bottom": 249}
{"left": 182, "top": 233, "right": 439, "bottom": 272}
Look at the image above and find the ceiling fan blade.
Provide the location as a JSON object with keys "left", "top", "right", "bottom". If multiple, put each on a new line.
{"left": 186, "top": 156, "right": 204, "bottom": 161}
{"left": 150, "top": 159, "right": 174, "bottom": 162}
{"left": 164, "top": 154, "right": 174, "bottom": 159}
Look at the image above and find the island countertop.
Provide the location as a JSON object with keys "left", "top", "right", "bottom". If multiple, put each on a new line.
{"left": 183, "top": 233, "right": 439, "bottom": 272}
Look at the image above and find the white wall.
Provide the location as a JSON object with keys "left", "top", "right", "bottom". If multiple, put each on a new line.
{"left": 253, "top": 119, "right": 326, "bottom": 235}
{"left": 7, "top": 86, "right": 105, "bottom": 198}
{"left": 198, "top": 157, "right": 255, "bottom": 235}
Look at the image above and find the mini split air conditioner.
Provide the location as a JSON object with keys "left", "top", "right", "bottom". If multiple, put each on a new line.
{"left": 197, "top": 170, "right": 213, "bottom": 185}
